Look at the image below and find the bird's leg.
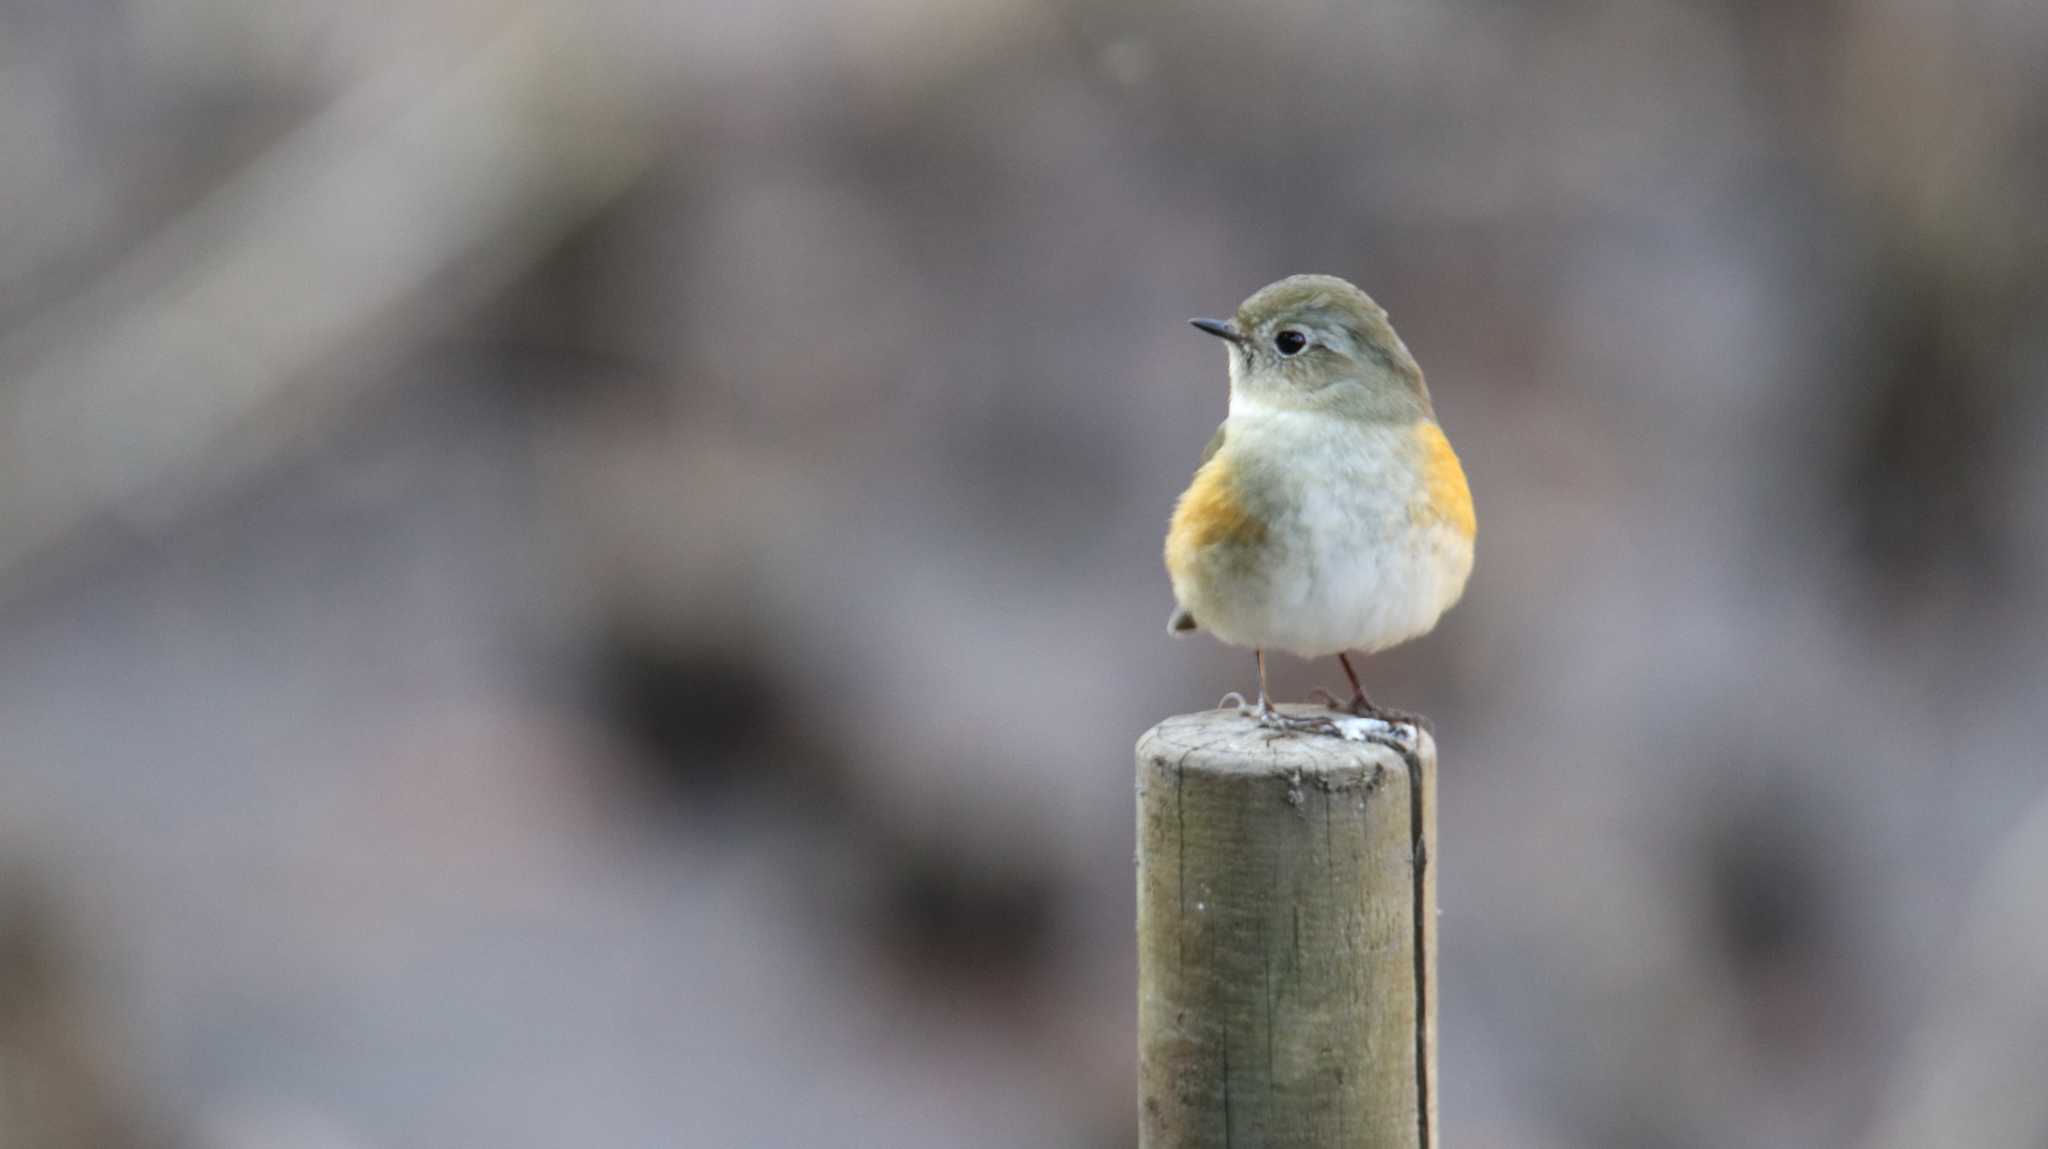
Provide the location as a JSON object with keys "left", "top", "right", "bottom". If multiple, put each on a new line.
{"left": 1336, "top": 651, "right": 1368, "bottom": 709}
{"left": 1257, "top": 649, "right": 1274, "bottom": 718}
{"left": 1245, "top": 650, "right": 1351, "bottom": 734}
{"left": 1220, "top": 651, "right": 1276, "bottom": 718}
{"left": 1327, "top": 652, "right": 1435, "bottom": 736}
{"left": 1214, "top": 651, "right": 1402, "bottom": 744}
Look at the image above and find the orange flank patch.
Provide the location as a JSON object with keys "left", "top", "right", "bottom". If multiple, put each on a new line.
{"left": 1166, "top": 457, "right": 1266, "bottom": 577}
{"left": 1416, "top": 421, "right": 1477, "bottom": 538}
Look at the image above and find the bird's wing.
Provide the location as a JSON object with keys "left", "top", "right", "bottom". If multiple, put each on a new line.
{"left": 1165, "top": 424, "right": 1226, "bottom": 637}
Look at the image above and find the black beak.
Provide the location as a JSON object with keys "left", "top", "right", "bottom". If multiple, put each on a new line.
{"left": 1189, "top": 317, "right": 1244, "bottom": 344}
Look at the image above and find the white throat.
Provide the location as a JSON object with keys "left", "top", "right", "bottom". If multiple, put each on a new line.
{"left": 1227, "top": 387, "right": 1301, "bottom": 420}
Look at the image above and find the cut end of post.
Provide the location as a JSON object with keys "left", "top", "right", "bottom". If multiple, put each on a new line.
{"left": 1136, "top": 704, "right": 1433, "bottom": 781}
{"left": 1136, "top": 705, "right": 1439, "bottom": 1149}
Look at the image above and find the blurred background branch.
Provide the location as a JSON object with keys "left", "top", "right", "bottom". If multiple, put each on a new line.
{"left": 0, "top": 9, "right": 653, "bottom": 596}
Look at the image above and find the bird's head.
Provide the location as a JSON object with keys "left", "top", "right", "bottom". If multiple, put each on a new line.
{"left": 1190, "top": 274, "right": 1431, "bottom": 423}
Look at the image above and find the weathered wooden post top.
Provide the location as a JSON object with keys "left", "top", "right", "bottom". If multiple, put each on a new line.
{"left": 1136, "top": 705, "right": 1438, "bottom": 1149}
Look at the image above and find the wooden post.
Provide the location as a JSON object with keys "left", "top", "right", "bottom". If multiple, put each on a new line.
{"left": 1136, "top": 705, "right": 1438, "bottom": 1149}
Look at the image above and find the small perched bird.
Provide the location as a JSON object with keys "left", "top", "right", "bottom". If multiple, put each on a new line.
{"left": 1165, "top": 274, "right": 1474, "bottom": 732}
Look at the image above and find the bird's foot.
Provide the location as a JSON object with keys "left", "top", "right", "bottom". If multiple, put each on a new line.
{"left": 1250, "top": 700, "right": 1347, "bottom": 737}
{"left": 1224, "top": 692, "right": 1412, "bottom": 745}
{"left": 1319, "top": 690, "right": 1434, "bottom": 737}
{"left": 1221, "top": 693, "right": 1331, "bottom": 732}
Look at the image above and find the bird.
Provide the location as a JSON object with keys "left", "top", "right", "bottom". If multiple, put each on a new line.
{"left": 1164, "top": 274, "right": 1474, "bottom": 734}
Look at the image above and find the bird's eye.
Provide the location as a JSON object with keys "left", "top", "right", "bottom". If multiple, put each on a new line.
{"left": 1275, "top": 329, "right": 1309, "bottom": 356}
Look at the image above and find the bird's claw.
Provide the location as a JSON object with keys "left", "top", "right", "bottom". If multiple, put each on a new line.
{"left": 1252, "top": 704, "right": 1344, "bottom": 737}
{"left": 1314, "top": 688, "right": 1434, "bottom": 737}
{"left": 1363, "top": 705, "right": 1434, "bottom": 737}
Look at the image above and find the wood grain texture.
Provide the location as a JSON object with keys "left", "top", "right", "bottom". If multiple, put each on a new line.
{"left": 1137, "top": 706, "right": 1438, "bottom": 1149}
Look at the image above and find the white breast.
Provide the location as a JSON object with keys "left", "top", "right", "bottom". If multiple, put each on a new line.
{"left": 1201, "top": 405, "right": 1473, "bottom": 659}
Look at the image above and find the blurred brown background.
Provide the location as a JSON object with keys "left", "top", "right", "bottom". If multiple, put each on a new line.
{"left": 2, "top": 1, "right": 2046, "bottom": 1146}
